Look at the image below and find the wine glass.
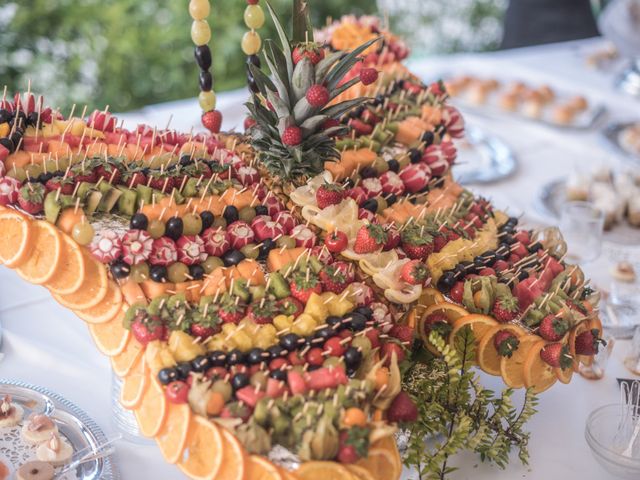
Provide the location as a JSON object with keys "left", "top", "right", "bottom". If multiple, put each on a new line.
{"left": 559, "top": 201, "right": 605, "bottom": 264}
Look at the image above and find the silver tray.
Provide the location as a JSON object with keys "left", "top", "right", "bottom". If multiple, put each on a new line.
{"left": 602, "top": 121, "right": 640, "bottom": 163}
{"left": 452, "top": 125, "right": 517, "bottom": 184}
{"left": 537, "top": 178, "right": 640, "bottom": 247}
{"left": 0, "top": 380, "right": 119, "bottom": 480}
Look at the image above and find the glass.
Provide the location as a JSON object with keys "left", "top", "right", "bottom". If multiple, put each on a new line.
{"left": 579, "top": 335, "right": 615, "bottom": 380}
{"left": 110, "top": 371, "right": 153, "bottom": 444}
{"left": 559, "top": 201, "right": 605, "bottom": 264}
{"left": 624, "top": 327, "right": 640, "bottom": 376}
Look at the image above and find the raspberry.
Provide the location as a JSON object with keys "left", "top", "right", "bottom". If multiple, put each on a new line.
{"left": 306, "top": 84, "right": 330, "bottom": 108}
{"left": 359, "top": 68, "right": 379, "bottom": 86}
{"left": 282, "top": 126, "right": 302, "bottom": 146}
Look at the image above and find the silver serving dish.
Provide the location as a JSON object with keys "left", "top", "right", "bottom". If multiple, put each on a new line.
{"left": 0, "top": 380, "right": 119, "bottom": 480}
{"left": 602, "top": 121, "right": 640, "bottom": 163}
{"left": 452, "top": 125, "right": 517, "bottom": 184}
{"left": 537, "top": 178, "right": 640, "bottom": 247}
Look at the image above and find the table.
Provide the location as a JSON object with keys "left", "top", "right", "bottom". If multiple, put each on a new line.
{"left": 2, "top": 37, "right": 639, "bottom": 479}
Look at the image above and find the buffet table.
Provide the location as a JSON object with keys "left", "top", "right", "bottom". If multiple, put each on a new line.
{"left": 1, "top": 37, "right": 638, "bottom": 479}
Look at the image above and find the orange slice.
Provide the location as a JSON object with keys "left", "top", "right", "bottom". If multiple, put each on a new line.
{"left": 417, "top": 302, "right": 469, "bottom": 351}
{"left": 75, "top": 280, "right": 123, "bottom": 324}
{"left": 46, "top": 233, "right": 85, "bottom": 295}
{"left": 356, "top": 444, "right": 400, "bottom": 480}
{"left": 216, "top": 428, "right": 247, "bottom": 480}
{"left": 448, "top": 314, "right": 498, "bottom": 350}
{"left": 296, "top": 461, "right": 350, "bottom": 480}
{"left": 177, "top": 415, "right": 223, "bottom": 480}
{"left": 346, "top": 465, "right": 375, "bottom": 480}
{"left": 500, "top": 335, "right": 539, "bottom": 388}
{"left": 120, "top": 354, "right": 148, "bottom": 410}
{"left": 0, "top": 210, "right": 31, "bottom": 267}
{"left": 555, "top": 363, "right": 574, "bottom": 384}
{"left": 111, "top": 335, "right": 144, "bottom": 377}
{"left": 418, "top": 287, "right": 445, "bottom": 308}
{"left": 476, "top": 324, "right": 525, "bottom": 376}
{"left": 52, "top": 254, "right": 108, "bottom": 310}
{"left": 247, "top": 456, "right": 283, "bottom": 480}
{"left": 523, "top": 340, "right": 558, "bottom": 394}
{"left": 87, "top": 310, "right": 130, "bottom": 356}
{"left": 371, "top": 435, "right": 402, "bottom": 473}
{"left": 134, "top": 378, "right": 167, "bottom": 438}
{"left": 15, "top": 220, "right": 61, "bottom": 284}
{"left": 156, "top": 402, "right": 191, "bottom": 464}
{"left": 278, "top": 468, "right": 299, "bottom": 480}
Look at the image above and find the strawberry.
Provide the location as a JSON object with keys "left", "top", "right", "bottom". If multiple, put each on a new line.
{"left": 433, "top": 234, "right": 448, "bottom": 253}
{"left": 538, "top": 315, "right": 569, "bottom": 342}
{"left": 354, "top": 223, "right": 388, "bottom": 254}
{"left": 359, "top": 68, "right": 379, "bottom": 86}
{"left": 282, "top": 126, "right": 302, "bottom": 146}
{"left": 493, "top": 330, "right": 519, "bottom": 358}
{"left": 148, "top": 174, "right": 176, "bottom": 193}
{"left": 575, "top": 329, "right": 606, "bottom": 356}
{"left": 247, "top": 299, "right": 278, "bottom": 325}
{"left": 201, "top": 110, "right": 222, "bottom": 133}
{"left": 381, "top": 342, "right": 405, "bottom": 365}
{"left": 540, "top": 342, "right": 573, "bottom": 369}
{"left": 387, "top": 391, "right": 418, "bottom": 423}
{"left": 346, "top": 186, "right": 367, "bottom": 205}
{"left": 219, "top": 296, "right": 245, "bottom": 324}
{"left": 400, "top": 224, "right": 434, "bottom": 260}
{"left": 383, "top": 226, "right": 401, "bottom": 251}
{"left": 243, "top": 116, "right": 257, "bottom": 130}
{"left": 316, "top": 183, "right": 344, "bottom": 209}
{"left": 190, "top": 323, "right": 218, "bottom": 340}
{"left": 492, "top": 295, "right": 520, "bottom": 322}
{"left": 45, "top": 176, "right": 74, "bottom": 195}
{"left": 389, "top": 325, "right": 414, "bottom": 344}
{"left": 349, "top": 119, "right": 373, "bottom": 135}
{"left": 511, "top": 242, "right": 529, "bottom": 258}
{"left": 321, "top": 118, "right": 340, "bottom": 131}
{"left": 338, "top": 428, "right": 369, "bottom": 463}
{"left": 277, "top": 296, "right": 304, "bottom": 317}
{"left": 122, "top": 170, "right": 147, "bottom": 189}
{"left": 449, "top": 281, "right": 465, "bottom": 304}
{"left": 306, "top": 84, "right": 330, "bottom": 108}
{"left": 17, "top": 183, "right": 45, "bottom": 215}
{"left": 96, "top": 164, "right": 122, "bottom": 184}
{"left": 292, "top": 44, "right": 324, "bottom": 65}
{"left": 320, "top": 262, "right": 353, "bottom": 294}
{"left": 400, "top": 260, "right": 429, "bottom": 285}
{"left": 131, "top": 314, "right": 166, "bottom": 346}
{"left": 324, "top": 230, "right": 348, "bottom": 253}
{"left": 289, "top": 270, "right": 322, "bottom": 303}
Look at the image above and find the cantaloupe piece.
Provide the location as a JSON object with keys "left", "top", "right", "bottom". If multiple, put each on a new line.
{"left": 140, "top": 280, "right": 175, "bottom": 299}
{"left": 56, "top": 208, "right": 87, "bottom": 235}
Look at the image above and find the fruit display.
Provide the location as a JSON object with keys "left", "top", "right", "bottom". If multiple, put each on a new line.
{"left": 0, "top": 5, "right": 607, "bottom": 480}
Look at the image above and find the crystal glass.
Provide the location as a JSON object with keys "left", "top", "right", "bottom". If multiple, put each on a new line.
{"left": 110, "top": 371, "right": 153, "bottom": 444}
{"left": 559, "top": 201, "right": 605, "bottom": 264}
{"left": 624, "top": 327, "right": 640, "bottom": 376}
{"left": 579, "top": 335, "right": 615, "bottom": 380}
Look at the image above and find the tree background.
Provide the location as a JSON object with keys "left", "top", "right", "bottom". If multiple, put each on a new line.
{"left": 0, "top": 0, "right": 508, "bottom": 113}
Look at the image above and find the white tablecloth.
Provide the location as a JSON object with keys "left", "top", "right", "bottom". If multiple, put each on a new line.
{"left": 2, "top": 38, "right": 639, "bottom": 479}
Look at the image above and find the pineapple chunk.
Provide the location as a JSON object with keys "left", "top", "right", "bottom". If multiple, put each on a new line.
{"left": 291, "top": 313, "right": 317, "bottom": 336}
{"left": 205, "top": 334, "right": 227, "bottom": 352}
{"left": 168, "top": 330, "right": 206, "bottom": 362}
{"left": 274, "top": 314, "right": 294, "bottom": 333}
{"left": 324, "top": 292, "right": 354, "bottom": 317}
{"left": 304, "top": 292, "right": 329, "bottom": 322}
{"left": 145, "top": 340, "right": 176, "bottom": 375}
{"left": 230, "top": 330, "right": 253, "bottom": 352}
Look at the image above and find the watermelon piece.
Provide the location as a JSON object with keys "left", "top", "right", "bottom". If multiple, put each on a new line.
{"left": 265, "top": 378, "right": 287, "bottom": 398}
{"left": 287, "top": 370, "right": 308, "bottom": 395}
{"left": 305, "top": 367, "right": 340, "bottom": 391}
{"left": 235, "top": 386, "right": 265, "bottom": 407}
{"left": 0, "top": 144, "right": 10, "bottom": 163}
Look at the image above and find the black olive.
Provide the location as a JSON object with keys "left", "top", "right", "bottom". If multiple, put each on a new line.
{"left": 453, "top": 264, "right": 467, "bottom": 281}
{"left": 360, "top": 166, "right": 377, "bottom": 179}
{"left": 208, "top": 350, "right": 226, "bottom": 366}
{"left": 27, "top": 111, "right": 39, "bottom": 127}
{"left": 111, "top": 261, "right": 130, "bottom": 279}
{"left": 222, "top": 249, "right": 245, "bottom": 267}
{"left": 269, "top": 369, "right": 287, "bottom": 381}
{"left": 38, "top": 172, "right": 54, "bottom": 183}
{"left": 385, "top": 193, "right": 397, "bottom": 206}
{"left": 194, "top": 45, "right": 212, "bottom": 70}
{"left": 175, "top": 362, "right": 192, "bottom": 380}
{"left": 325, "top": 315, "right": 343, "bottom": 330}
{"left": 280, "top": 333, "right": 301, "bottom": 351}
{"left": 223, "top": 205, "right": 239, "bottom": 224}
{"left": 502, "top": 233, "right": 516, "bottom": 245}
{"left": 343, "top": 177, "right": 355, "bottom": 189}
{"left": 226, "top": 349, "right": 245, "bottom": 366}
{"left": 438, "top": 125, "right": 447, "bottom": 137}
{"left": 421, "top": 131, "right": 435, "bottom": 146}
{"left": 384, "top": 159, "right": 400, "bottom": 175}
{"left": 0, "top": 137, "right": 15, "bottom": 153}
{"left": 354, "top": 306, "right": 373, "bottom": 319}
{"left": 344, "top": 347, "right": 362, "bottom": 369}
{"left": 189, "top": 264, "right": 205, "bottom": 280}
{"left": 165, "top": 217, "right": 184, "bottom": 240}
{"left": 517, "top": 270, "right": 530, "bottom": 281}
{"left": 506, "top": 216, "right": 519, "bottom": 227}
{"left": 231, "top": 373, "right": 250, "bottom": 391}
{"left": 267, "top": 345, "right": 285, "bottom": 358}
{"left": 0, "top": 109, "right": 9, "bottom": 124}
{"left": 257, "top": 238, "right": 276, "bottom": 261}
{"left": 130, "top": 213, "right": 149, "bottom": 230}
{"left": 149, "top": 265, "right": 167, "bottom": 283}
{"left": 437, "top": 271, "right": 456, "bottom": 292}
{"left": 200, "top": 211, "right": 214, "bottom": 231}
{"left": 246, "top": 54, "right": 261, "bottom": 68}
{"left": 314, "top": 327, "right": 334, "bottom": 342}
{"left": 199, "top": 70, "right": 213, "bottom": 91}
{"left": 495, "top": 245, "right": 510, "bottom": 260}
{"left": 191, "top": 355, "right": 211, "bottom": 373}
{"left": 473, "top": 256, "right": 486, "bottom": 270}
{"left": 9, "top": 132, "right": 21, "bottom": 147}
{"left": 254, "top": 205, "right": 268, "bottom": 216}
{"left": 247, "top": 348, "right": 266, "bottom": 365}
{"left": 347, "top": 312, "right": 367, "bottom": 331}
{"left": 179, "top": 154, "right": 192, "bottom": 166}
{"left": 528, "top": 242, "right": 543, "bottom": 253}
{"left": 362, "top": 198, "right": 378, "bottom": 213}
{"left": 158, "top": 368, "right": 179, "bottom": 385}
{"left": 408, "top": 148, "right": 422, "bottom": 164}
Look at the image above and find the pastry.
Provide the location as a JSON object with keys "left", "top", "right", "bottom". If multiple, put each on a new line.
{"left": 611, "top": 261, "right": 636, "bottom": 283}
{"left": 468, "top": 83, "right": 488, "bottom": 105}
{"left": 522, "top": 99, "right": 543, "bottom": 119}
{"left": 0, "top": 394, "right": 24, "bottom": 428}
{"left": 498, "top": 92, "right": 519, "bottom": 111}
{"left": 537, "top": 85, "right": 555, "bottom": 104}
{"left": 565, "top": 173, "right": 590, "bottom": 201}
{"left": 552, "top": 105, "right": 575, "bottom": 125}
{"left": 20, "top": 414, "right": 58, "bottom": 445}
{"left": 16, "top": 461, "right": 54, "bottom": 480}
{"left": 568, "top": 95, "right": 588, "bottom": 112}
{"left": 36, "top": 433, "right": 74, "bottom": 466}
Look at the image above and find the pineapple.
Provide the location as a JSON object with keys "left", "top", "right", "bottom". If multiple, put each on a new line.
{"left": 246, "top": 2, "right": 378, "bottom": 189}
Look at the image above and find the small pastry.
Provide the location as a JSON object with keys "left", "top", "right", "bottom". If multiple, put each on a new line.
{"left": 482, "top": 78, "right": 500, "bottom": 92}
{"left": 0, "top": 394, "right": 24, "bottom": 428}
{"left": 552, "top": 105, "right": 575, "bottom": 125}
{"left": 565, "top": 173, "right": 590, "bottom": 201}
{"left": 36, "top": 433, "right": 73, "bottom": 466}
{"left": 507, "top": 81, "right": 527, "bottom": 97}
{"left": 591, "top": 164, "right": 613, "bottom": 183}
{"left": 468, "top": 83, "right": 488, "bottom": 105}
{"left": 628, "top": 195, "right": 640, "bottom": 227}
{"left": 568, "top": 95, "right": 588, "bottom": 112}
{"left": 592, "top": 192, "right": 623, "bottom": 230}
{"left": 523, "top": 99, "right": 543, "bottom": 119}
{"left": 537, "top": 85, "right": 555, "bottom": 103}
{"left": 498, "top": 92, "right": 519, "bottom": 111}
{"left": 16, "top": 461, "right": 55, "bottom": 480}
{"left": 611, "top": 261, "right": 636, "bottom": 283}
{"left": 20, "top": 414, "right": 58, "bottom": 445}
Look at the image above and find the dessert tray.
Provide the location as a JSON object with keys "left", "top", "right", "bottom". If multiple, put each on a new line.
{"left": 602, "top": 121, "right": 640, "bottom": 163}
{"left": 0, "top": 380, "right": 118, "bottom": 480}
{"left": 445, "top": 74, "right": 606, "bottom": 130}
{"left": 0, "top": 5, "right": 608, "bottom": 480}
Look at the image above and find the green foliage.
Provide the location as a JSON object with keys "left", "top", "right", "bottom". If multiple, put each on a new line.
{"left": 0, "top": 0, "right": 376, "bottom": 113}
{"left": 402, "top": 326, "right": 538, "bottom": 479}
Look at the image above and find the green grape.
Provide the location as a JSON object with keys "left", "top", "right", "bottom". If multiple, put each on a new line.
{"left": 130, "top": 262, "right": 150, "bottom": 283}
{"left": 71, "top": 222, "right": 95, "bottom": 246}
{"left": 372, "top": 156, "right": 389, "bottom": 174}
{"left": 148, "top": 219, "right": 166, "bottom": 239}
{"left": 238, "top": 206, "right": 256, "bottom": 223}
{"left": 24, "top": 163, "right": 43, "bottom": 180}
{"left": 250, "top": 371, "right": 268, "bottom": 390}
{"left": 212, "top": 217, "right": 227, "bottom": 229}
{"left": 182, "top": 213, "right": 203, "bottom": 236}
{"left": 351, "top": 336, "right": 372, "bottom": 357}
{"left": 323, "top": 357, "right": 344, "bottom": 369}
{"left": 276, "top": 236, "right": 296, "bottom": 249}
{"left": 240, "top": 243, "right": 260, "bottom": 259}
{"left": 376, "top": 196, "right": 388, "bottom": 213}
{"left": 43, "top": 160, "right": 59, "bottom": 174}
{"left": 211, "top": 379, "right": 232, "bottom": 402}
{"left": 7, "top": 166, "right": 26, "bottom": 182}
{"left": 202, "top": 256, "right": 224, "bottom": 273}
{"left": 167, "top": 262, "right": 189, "bottom": 283}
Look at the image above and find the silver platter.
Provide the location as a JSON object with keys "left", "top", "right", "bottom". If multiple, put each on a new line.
{"left": 452, "top": 125, "right": 517, "bottom": 184}
{"left": 0, "top": 380, "right": 119, "bottom": 480}
{"left": 602, "top": 121, "right": 640, "bottom": 163}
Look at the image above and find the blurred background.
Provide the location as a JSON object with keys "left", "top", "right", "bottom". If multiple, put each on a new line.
{"left": 0, "top": 0, "right": 615, "bottom": 112}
